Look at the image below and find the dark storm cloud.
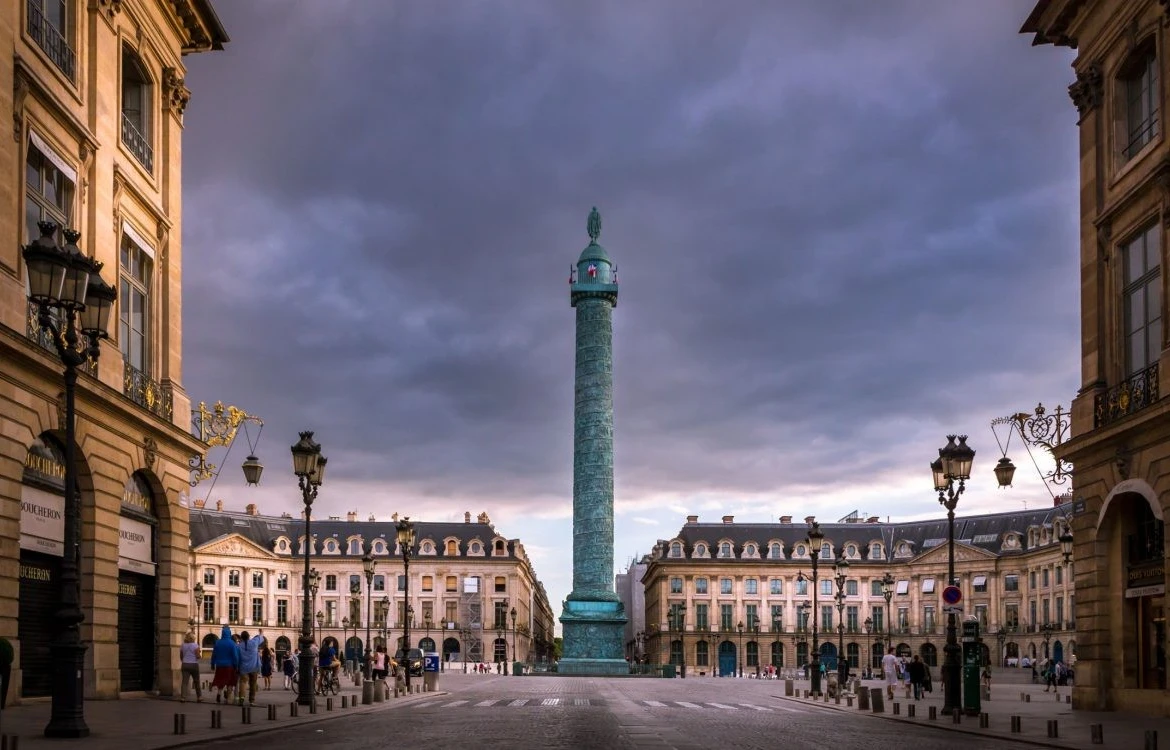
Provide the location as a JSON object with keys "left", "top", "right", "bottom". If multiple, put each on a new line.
{"left": 180, "top": 1, "right": 1078, "bottom": 517}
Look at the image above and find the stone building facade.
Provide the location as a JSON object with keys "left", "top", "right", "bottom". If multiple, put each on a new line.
{"left": 0, "top": 1, "right": 226, "bottom": 702}
{"left": 188, "top": 504, "right": 557, "bottom": 669}
{"left": 639, "top": 509, "right": 1075, "bottom": 677}
{"left": 1023, "top": 0, "right": 1170, "bottom": 715}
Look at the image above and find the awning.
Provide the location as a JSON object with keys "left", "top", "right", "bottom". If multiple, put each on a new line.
{"left": 921, "top": 578, "right": 935, "bottom": 593}
{"left": 895, "top": 580, "right": 909, "bottom": 595}
{"left": 973, "top": 575, "right": 987, "bottom": 587}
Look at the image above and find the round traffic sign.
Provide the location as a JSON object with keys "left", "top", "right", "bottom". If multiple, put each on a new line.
{"left": 942, "top": 585, "right": 962, "bottom": 605}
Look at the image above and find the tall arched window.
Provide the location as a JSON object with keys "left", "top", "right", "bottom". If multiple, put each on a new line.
{"left": 1117, "top": 37, "right": 1159, "bottom": 164}
{"left": 670, "top": 541, "right": 683, "bottom": 558}
{"left": 120, "top": 45, "right": 153, "bottom": 171}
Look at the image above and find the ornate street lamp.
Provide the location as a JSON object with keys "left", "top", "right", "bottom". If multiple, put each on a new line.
{"left": 341, "top": 616, "right": 351, "bottom": 669}
{"left": 834, "top": 554, "right": 850, "bottom": 687}
{"left": 933, "top": 434, "right": 975, "bottom": 716}
{"left": 25, "top": 222, "right": 116, "bottom": 738}
{"left": 863, "top": 617, "right": 872, "bottom": 677}
{"left": 510, "top": 606, "right": 518, "bottom": 675}
{"left": 772, "top": 616, "right": 781, "bottom": 671}
{"left": 396, "top": 517, "right": 416, "bottom": 690}
{"left": 291, "top": 431, "right": 326, "bottom": 707}
{"left": 751, "top": 622, "right": 760, "bottom": 677}
{"left": 996, "top": 628, "right": 1007, "bottom": 668}
{"left": 381, "top": 595, "right": 390, "bottom": 657}
{"left": 805, "top": 521, "right": 826, "bottom": 695}
{"left": 880, "top": 571, "right": 895, "bottom": 656}
{"left": 1041, "top": 622, "right": 1054, "bottom": 660}
{"left": 192, "top": 582, "right": 205, "bottom": 630}
{"left": 1060, "top": 529, "right": 1074, "bottom": 565}
{"left": 736, "top": 621, "right": 744, "bottom": 678}
{"left": 316, "top": 611, "right": 325, "bottom": 643}
{"left": 363, "top": 545, "right": 377, "bottom": 678}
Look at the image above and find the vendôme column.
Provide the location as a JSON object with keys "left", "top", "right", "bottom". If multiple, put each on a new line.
{"left": 558, "top": 207, "right": 628, "bottom": 675}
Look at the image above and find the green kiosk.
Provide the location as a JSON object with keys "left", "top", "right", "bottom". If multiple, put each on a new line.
{"left": 961, "top": 619, "right": 981, "bottom": 716}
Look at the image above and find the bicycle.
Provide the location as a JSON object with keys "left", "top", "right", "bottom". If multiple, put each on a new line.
{"left": 317, "top": 667, "right": 340, "bottom": 696}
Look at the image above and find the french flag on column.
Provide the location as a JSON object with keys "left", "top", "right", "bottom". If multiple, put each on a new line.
{"left": 587, "top": 264, "right": 598, "bottom": 279}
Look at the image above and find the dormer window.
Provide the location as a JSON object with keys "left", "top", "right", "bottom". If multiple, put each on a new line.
{"left": 372, "top": 539, "right": 387, "bottom": 555}
{"left": 768, "top": 542, "right": 782, "bottom": 559}
{"left": 446, "top": 540, "right": 458, "bottom": 556}
{"left": 845, "top": 544, "right": 857, "bottom": 558}
{"left": 795, "top": 544, "right": 806, "bottom": 557}
{"left": 819, "top": 542, "right": 831, "bottom": 559}
{"left": 494, "top": 540, "right": 506, "bottom": 555}
{"left": 120, "top": 45, "right": 153, "bottom": 171}
{"left": 324, "top": 539, "right": 339, "bottom": 554}
{"left": 670, "top": 541, "right": 683, "bottom": 558}
{"left": 419, "top": 540, "right": 434, "bottom": 555}
{"left": 470, "top": 541, "right": 483, "bottom": 555}
{"left": 869, "top": 542, "right": 882, "bottom": 559}
{"left": 348, "top": 539, "right": 362, "bottom": 555}
{"left": 744, "top": 543, "right": 757, "bottom": 558}
{"left": 718, "top": 542, "right": 733, "bottom": 558}
{"left": 694, "top": 543, "right": 708, "bottom": 558}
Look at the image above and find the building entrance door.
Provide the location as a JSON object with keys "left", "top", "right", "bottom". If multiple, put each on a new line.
{"left": 718, "top": 641, "right": 736, "bottom": 677}
{"left": 118, "top": 571, "right": 155, "bottom": 691}
{"left": 18, "top": 551, "right": 59, "bottom": 697}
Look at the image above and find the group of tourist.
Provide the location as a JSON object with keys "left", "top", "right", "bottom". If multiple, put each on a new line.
{"left": 881, "top": 647, "right": 934, "bottom": 700}
{"left": 178, "top": 626, "right": 273, "bottom": 705}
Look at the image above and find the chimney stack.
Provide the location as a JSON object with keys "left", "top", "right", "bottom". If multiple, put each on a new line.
{"left": 465, "top": 512, "right": 471, "bottom": 523}
{"left": 193, "top": 498, "right": 206, "bottom": 509}
{"left": 368, "top": 514, "right": 376, "bottom": 522}
{"left": 779, "top": 515, "right": 792, "bottom": 524}
{"left": 245, "top": 503, "right": 258, "bottom": 516}
{"left": 215, "top": 499, "right": 223, "bottom": 511}
{"left": 346, "top": 511, "right": 357, "bottom": 522}
{"left": 866, "top": 516, "right": 880, "bottom": 524}
{"left": 722, "top": 515, "right": 734, "bottom": 524}
{"left": 804, "top": 515, "right": 815, "bottom": 525}
{"left": 685, "top": 515, "right": 699, "bottom": 524}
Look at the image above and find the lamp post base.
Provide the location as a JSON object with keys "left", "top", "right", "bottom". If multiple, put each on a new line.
{"left": 941, "top": 636, "right": 962, "bottom": 716}
{"left": 44, "top": 642, "right": 89, "bottom": 738}
{"left": 810, "top": 657, "right": 822, "bottom": 696}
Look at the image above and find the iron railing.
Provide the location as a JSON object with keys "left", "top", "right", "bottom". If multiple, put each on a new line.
{"left": 27, "top": 0, "right": 75, "bottom": 81}
{"left": 124, "top": 362, "right": 173, "bottom": 420}
{"left": 1095, "top": 362, "right": 1159, "bottom": 427}
{"left": 121, "top": 111, "right": 153, "bottom": 172}
{"left": 26, "top": 300, "right": 96, "bottom": 375}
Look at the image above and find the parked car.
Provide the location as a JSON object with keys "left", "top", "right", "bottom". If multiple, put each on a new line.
{"left": 394, "top": 648, "right": 424, "bottom": 676}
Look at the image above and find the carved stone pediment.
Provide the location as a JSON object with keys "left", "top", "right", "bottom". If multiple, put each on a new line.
{"left": 196, "top": 533, "right": 276, "bottom": 558}
{"left": 910, "top": 541, "right": 997, "bottom": 565}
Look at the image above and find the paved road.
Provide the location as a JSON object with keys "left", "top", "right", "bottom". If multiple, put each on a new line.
{"left": 201, "top": 674, "right": 1036, "bottom": 749}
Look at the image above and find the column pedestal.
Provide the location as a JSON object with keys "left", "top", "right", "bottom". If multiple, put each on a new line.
{"left": 558, "top": 599, "right": 628, "bottom": 675}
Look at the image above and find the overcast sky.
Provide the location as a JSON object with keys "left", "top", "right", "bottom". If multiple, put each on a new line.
{"left": 180, "top": 1, "right": 1079, "bottom": 620}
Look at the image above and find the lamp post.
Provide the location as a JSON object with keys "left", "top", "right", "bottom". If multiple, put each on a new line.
{"left": 341, "top": 616, "right": 351, "bottom": 670}
{"left": 805, "top": 521, "right": 826, "bottom": 695}
{"left": 863, "top": 617, "right": 872, "bottom": 678}
{"left": 25, "top": 222, "right": 116, "bottom": 738}
{"left": 1041, "top": 622, "right": 1054, "bottom": 660}
{"left": 316, "top": 611, "right": 325, "bottom": 643}
{"left": 772, "top": 616, "right": 781, "bottom": 673}
{"left": 751, "top": 622, "right": 760, "bottom": 677}
{"left": 362, "top": 546, "right": 376, "bottom": 678}
{"left": 291, "top": 431, "right": 326, "bottom": 707}
{"left": 510, "top": 606, "right": 517, "bottom": 673}
{"left": 880, "top": 572, "right": 894, "bottom": 654}
{"left": 736, "top": 621, "right": 744, "bottom": 678}
{"left": 191, "top": 582, "right": 205, "bottom": 630}
{"left": 396, "top": 518, "right": 416, "bottom": 690}
{"left": 996, "top": 628, "right": 1007, "bottom": 668}
{"left": 635, "top": 630, "right": 645, "bottom": 665}
{"left": 931, "top": 434, "right": 975, "bottom": 716}
{"left": 796, "top": 601, "right": 809, "bottom": 679}
{"left": 834, "top": 554, "right": 850, "bottom": 686}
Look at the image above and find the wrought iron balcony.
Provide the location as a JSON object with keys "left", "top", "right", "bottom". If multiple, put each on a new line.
{"left": 124, "top": 362, "right": 173, "bottom": 420}
{"left": 26, "top": 0, "right": 75, "bottom": 81}
{"left": 120, "top": 111, "right": 153, "bottom": 172}
{"left": 1095, "top": 362, "right": 1159, "bottom": 428}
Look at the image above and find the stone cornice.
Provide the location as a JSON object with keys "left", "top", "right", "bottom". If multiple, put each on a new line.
{"left": 1068, "top": 63, "right": 1103, "bottom": 120}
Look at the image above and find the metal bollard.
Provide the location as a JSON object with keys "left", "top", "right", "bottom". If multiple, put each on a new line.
{"left": 173, "top": 714, "right": 186, "bottom": 735}
{"left": 1091, "top": 723, "right": 1104, "bottom": 745}
{"left": 952, "top": 710, "right": 961, "bottom": 725}
{"left": 1011, "top": 716, "right": 1022, "bottom": 734}
{"left": 241, "top": 705, "right": 251, "bottom": 724}
{"left": 979, "top": 713, "right": 989, "bottom": 728}
{"left": 210, "top": 709, "right": 222, "bottom": 729}
{"left": 893, "top": 702, "right": 900, "bottom": 715}
{"left": 326, "top": 697, "right": 333, "bottom": 711}
{"left": 1047, "top": 719, "right": 1058, "bottom": 738}
{"left": 1066, "top": 695, "right": 1072, "bottom": 704}
{"left": 289, "top": 701, "right": 299, "bottom": 717}
{"left": 869, "top": 688, "right": 885, "bottom": 714}
{"left": 785, "top": 678, "right": 794, "bottom": 697}
{"left": 907, "top": 704, "right": 915, "bottom": 718}
{"left": 341, "top": 695, "right": 348, "bottom": 708}
{"left": 2, "top": 736, "right": 19, "bottom": 750}
{"left": 846, "top": 696, "right": 853, "bottom": 707}
{"left": 929, "top": 706, "right": 937, "bottom": 720}
{"left": 1146, "top": 730, "right": 1159, "bottom": 750}
{"left": 309, "top": 700, "right": 318, "bottom": 714}
{"left": 835, "top": 691, "right": 841, "bottom": 705}
{"left": 268, "top": 704, "right": 277, "bottom": 721}
{"left": 363, "top": 680, "right": 374, "bottom": 705}
{"left": 857, "top": 688, "right": 870, "bottom": 711}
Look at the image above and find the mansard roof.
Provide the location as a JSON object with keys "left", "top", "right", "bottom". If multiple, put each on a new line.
{"left": 188, "top": 508, "right": 518, "bottom": 559}
{"left": 664, "top": 505, "right": 1070, "bottom": 563}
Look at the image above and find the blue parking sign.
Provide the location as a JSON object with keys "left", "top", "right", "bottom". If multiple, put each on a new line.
{"left": 423, "top": 654, "right": 440, "bottom": 673}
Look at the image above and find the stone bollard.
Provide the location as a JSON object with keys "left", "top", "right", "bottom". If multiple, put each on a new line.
{"left": 242, "top": 705, "right": 253, "bottom": 725}
{"left": 979, "top": 713, "right": 989, "bottom": 728}
{"left": 857, "top": 687, "right": 869, "bottom": 711}
{"left": 268, "top": 704, "right": 277, "bottom": 721}
{"left": 981, "top": 686, "right": 990, "bottom": 701}
{"left": 1010, "top": 716, "right": 1022, "bottom": 734}
{"left": 1056, "top": 691, "right": 1062, "bottom": 701}
{"left": 173, "top": 713, "right": 187, "bottom": 735}
{"left": 415, "top": 684, "right": 421, "bottom": 694}
{"left": 210, "top": 709, "right": 222, "bottom": 729}
{"left": 869, "top": 687, "right": 885, "bottom": 714}
{"left": 362, "top": 680, "right": 374, "bottom": 705}
{"left": 1146, "top": 730, "right": 1158, "bottom": 750}
{"left": 290, "top": 701, "right": 299, "bottom": 717}
{"left": 375, "top": 680, "right": 387, "bottom": 702}
{"left": 341, "top": 696, "right": 348, "bottom": 708}
{"left": 1090, "top": 723, "right": 1104, "bottom": 745}
{"left": 326, "top": 697, "right": 333, "bottom": 711}
{"left": 952, "top": 710, "right": 961, "bottom": 725}
{"left": 893, "top": 702, "right": 901, "bottom": 715}
{"left": 835, "top": 691, "right": 841, "bottom": 705}
{"left": 907, "top": 704, "right": 915, "bottom": 718}
{"left": 846, "top": 696, "right": 853, "bottom": 707}
{"left": 1, "top": 736, "right": 19, "bottom": 750}
{"left": 308, "top": 700, "right": 318, "bottom": 714}
{"left": 803, "top": 689, "right": 809, "bottom": 698}
{"left": 1047, "top": 719, "right": 1059, "bottom": 738}
{"left": 929, "top": 706, "right": 937, "bottom": 720}
{"left": 785, "top": 678, "right": 794, "bottom": 697}
{"left": 1019, "top": 692, "right": 1025, "bottom": 701}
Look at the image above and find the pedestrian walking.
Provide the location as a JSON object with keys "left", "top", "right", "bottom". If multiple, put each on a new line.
{"left": 282, "top": 651, "right": 296, "bottom": 690}
{"left": 908, "top": 655, "right": 926, "bottom": 700}
{"left": 209, "top": 625, "right": 239, "bottom": 704}
{"left": 179, "top": 631, "right": 202, "bottom": 702}
{"left": 260, "top": 645, "right": 274, "bottom": 690}
{"left": 237, "top": 630, "right": 266, "bottom": 705}
{"left": 881, "top": 647, "right": 898, "bottom": 701}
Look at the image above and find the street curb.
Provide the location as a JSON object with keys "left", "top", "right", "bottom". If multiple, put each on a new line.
{"left": 771, "top": 693, "right": 1072, "bottom": 750}
{"left": 152, "top": 691, "right": 449, "bottom": 749}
